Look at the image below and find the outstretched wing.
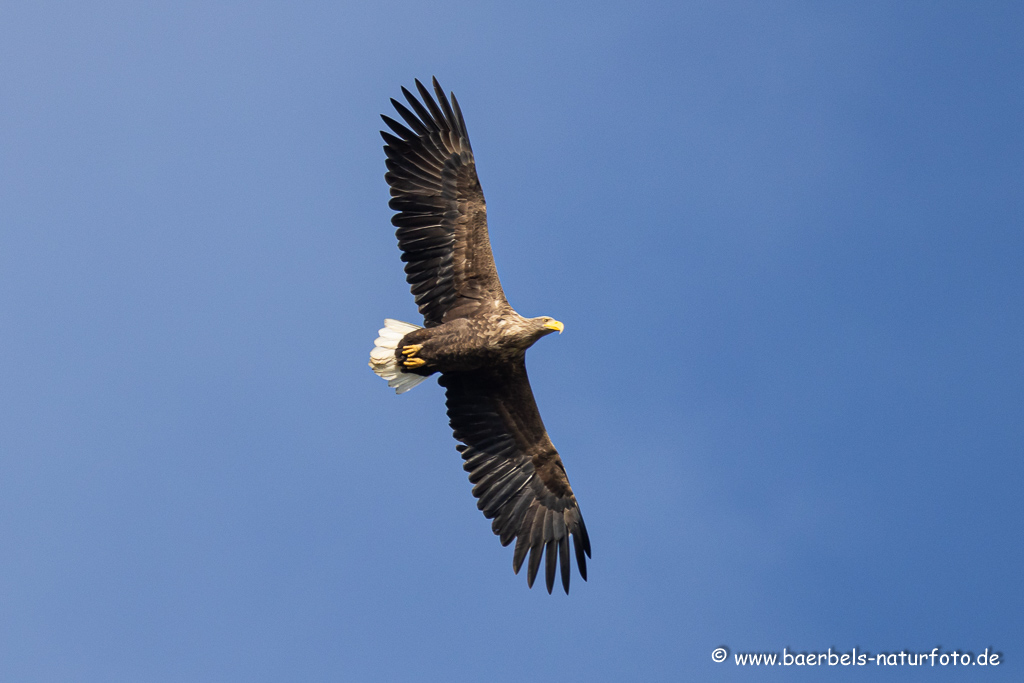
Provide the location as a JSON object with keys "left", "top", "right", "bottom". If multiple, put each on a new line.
{"left": 440, "top": 362, "right": 591, "bottom": 594}
{"left": 381, "top": 78, "right": 507, "bottom": 327}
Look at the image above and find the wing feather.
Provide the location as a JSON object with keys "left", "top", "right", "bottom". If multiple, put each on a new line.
{"left": 497, "top": 490, "right": 533, "bottom": 547}
{"left": 440, "top": 361, "right": 590, "bottom": 594}
{"left": 390, "top": 98, "right": 432, "bottom": 136}
{"left": 512, "top": 504, "right": 537, "bottom": 574}
{"left": 411, "top": 81, "right": 447, "bottom": 129}
{"left": 559, "top": 535, "right": 571, "bottom": 594}
{"left": 527, "top": 531, "right": 544, "bottom": 589}
{"left": 380, "top": 114, "right": 417, "bottom": 141}
{"left": 381, "top": 78, "right": 507, "bottom": 326}
{"left": 450, "top": 92, "right": 470, "bottom": 139}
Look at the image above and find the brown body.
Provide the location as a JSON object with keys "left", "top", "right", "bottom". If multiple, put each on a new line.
{"left": 398, "top": 315, "right": 560, "bottom": 375}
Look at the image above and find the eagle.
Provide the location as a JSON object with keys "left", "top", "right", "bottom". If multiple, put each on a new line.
{"left": 369, "top": 78, "right": 591, "bottom": 594}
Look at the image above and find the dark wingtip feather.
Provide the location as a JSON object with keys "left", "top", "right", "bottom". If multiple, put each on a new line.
{"left": 380, "top": 114, "right": 416, "bottom": 140}
{"left": 573, "top": 533, "right": 588, "bottom": 582}
{"left": 403, "top": 84, "right": 441, "bottom": 130}
{"left": 380, "top": 130, "right": 405, "bottom": 149}
{"left": 559, "top": 535, "right": 571, "bottom": 594}
{"left": 512, "top": 503, "right": 537, "bottom": 574}
{"left": 544, "top": 539, "right": 557, "bottom": 594}
{"left": 390, "top": 98, "right": 430, "bottom": 136}
{"left": 513, "top": 535, "right": 529, "bottom": 575}
{"left": 578, "top": 516, "right": 592, "bottom": 558}
{"left": 450, "top": 93, "right": 469, "bottom": 142}
{"left": 430, "top": 79, "right": 458, "bottom": 131}
{"left": 414, "top": 79, "right": 447, "bottom": 129}
{"left": 526, "top": 543, "right": 543, "bottom": 588}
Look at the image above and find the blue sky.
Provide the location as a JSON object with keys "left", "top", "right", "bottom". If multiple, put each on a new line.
{"left": 1, "top": 1, "right": 1021, "bottom": 681}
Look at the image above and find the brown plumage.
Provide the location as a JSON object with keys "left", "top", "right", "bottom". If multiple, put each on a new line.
{"left": 369, "top": 78, "right": 590, "bottom": 594}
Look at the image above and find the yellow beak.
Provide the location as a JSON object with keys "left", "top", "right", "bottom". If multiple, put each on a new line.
{"left": 543, "top": 319, "right": 564, "bottom": 334}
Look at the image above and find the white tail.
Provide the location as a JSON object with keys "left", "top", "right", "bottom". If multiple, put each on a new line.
{"left": 369, "top": 319, "right": 429, "bottom": 394}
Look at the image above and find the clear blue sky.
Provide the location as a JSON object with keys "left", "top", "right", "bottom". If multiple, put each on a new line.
{"left": 1, "top": 1, "right": 1021, "bottom": 681}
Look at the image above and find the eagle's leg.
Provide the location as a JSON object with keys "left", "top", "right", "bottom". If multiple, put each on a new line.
{"left": 401, "top": 344, "right": 427, "bottom": 369}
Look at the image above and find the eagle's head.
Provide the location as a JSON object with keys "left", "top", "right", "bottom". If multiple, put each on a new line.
{"left": 530, "top": 316, "right": 564, "bottom": 341}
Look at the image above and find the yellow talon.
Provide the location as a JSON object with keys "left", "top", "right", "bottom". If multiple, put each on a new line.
{"left": 401, "top": 344, "right": 423, "bottom": 356}
{"left": 403, "top": 357, "right": 426, "bottom": 369}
